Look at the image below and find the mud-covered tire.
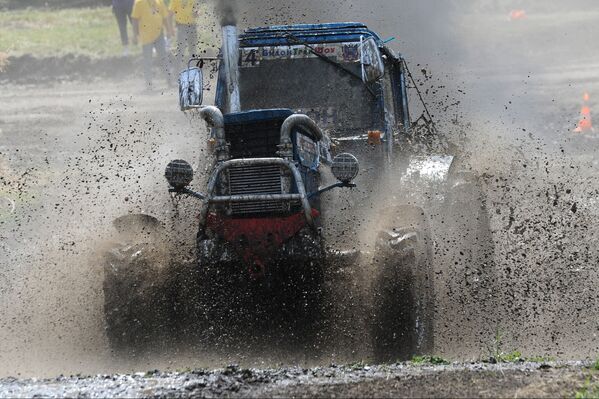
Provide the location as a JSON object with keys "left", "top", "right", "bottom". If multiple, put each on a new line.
{"left": 371, "top": 205, "right": 435, "bottom": 362}
{"left": 103, "top": 215, "right": 176, "bottom": 354}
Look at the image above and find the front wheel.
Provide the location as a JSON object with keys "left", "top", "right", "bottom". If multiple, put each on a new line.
{"left": 103, "top": 215, "right": 176, "bottom": 355}
{"left": 371, "top": 205, "right": 435, "bottom": 362}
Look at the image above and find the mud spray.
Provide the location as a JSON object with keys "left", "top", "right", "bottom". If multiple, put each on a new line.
{"left": 1, "top": 0, "right": 599, "bottom": 378}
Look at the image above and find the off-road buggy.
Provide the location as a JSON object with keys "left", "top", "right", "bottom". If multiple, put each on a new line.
{"left": 104, "top": 22, "right": 494, "bottom": 361}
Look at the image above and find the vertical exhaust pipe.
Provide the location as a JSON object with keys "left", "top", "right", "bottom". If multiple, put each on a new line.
{"left": 222, "top": 25, "right": 241, "bottom": 113}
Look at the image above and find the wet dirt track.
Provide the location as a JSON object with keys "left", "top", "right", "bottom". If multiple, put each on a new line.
{"left": 0, "top": 362, "right": 597, "bottom": 398}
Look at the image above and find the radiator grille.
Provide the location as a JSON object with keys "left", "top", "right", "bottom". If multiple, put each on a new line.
{"left": 228, "top": 165, "right": 286, "bottom": 215}
{"left": 226, "top": 119, "right": 282, "bottom": 158}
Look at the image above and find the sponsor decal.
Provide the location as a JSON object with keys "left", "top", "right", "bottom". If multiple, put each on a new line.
{"left": 240, "top": 42, "right": 361, "bottom": 67}
{"left": 296, "top": 133, "right": 319, "bottom": 169}
{"left": 342, "top": 44, "right": 360, "bottom": 62}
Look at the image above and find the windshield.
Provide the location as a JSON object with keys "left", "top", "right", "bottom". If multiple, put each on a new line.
{"left": 238, "top": 51, "right": 383, "bottom": 137}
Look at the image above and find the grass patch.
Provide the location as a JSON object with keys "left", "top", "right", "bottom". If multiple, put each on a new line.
{"left": 411, "top": 355, "right": 450, "bottom": 365}
{"left": 487, "top": 330, "right": 520, "bottom": 363}
{"left": 497, "top": 351, "right": 523, "bottom": 363}
{"left": 574, "top": 360, "right": 599, "bottom": 399}
{"left": 487, "top": 349, "right": 553, "bottom": 364}
{"left": 0, "top": 7, "right": 123, "bottom": 57}
{"left": 575, "top": 378, "right": 599, "bottom": 399}
{"left": 485, "top": 330, "right": 536, "bottom": 363}
{"left": 0, "top": 5, "right": 215, "bottom": 57}
{"left": 1, "top": 0, "right": 111, "bottom": 10}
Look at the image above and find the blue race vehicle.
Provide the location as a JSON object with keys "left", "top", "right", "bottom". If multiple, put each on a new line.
{"left": 104, "top": 22, "right": 493, "bottom": 362}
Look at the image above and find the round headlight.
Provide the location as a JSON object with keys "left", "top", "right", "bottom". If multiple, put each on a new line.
{"left": 331, "top": 153, "right": 360, "bottom": 183}
{"left": 165, "top": 160, "right": 194, "bottom": 190}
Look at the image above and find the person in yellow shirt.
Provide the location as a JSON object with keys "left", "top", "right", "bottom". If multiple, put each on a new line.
{"left": 169, "top": 0, "right": 199, "bottom": 67}
{"left": 131, "top": 0, "right": 175, "bottom": 89}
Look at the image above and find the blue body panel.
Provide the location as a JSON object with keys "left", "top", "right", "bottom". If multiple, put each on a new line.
{"left": 239, "top": 22, "right": 383, "bottom": 47}
{"left": 223, "top": 109, "right": 294, "bottom": 125}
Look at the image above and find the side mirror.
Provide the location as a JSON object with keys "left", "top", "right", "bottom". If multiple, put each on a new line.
{"left": 331, "top": 153, "right": 360, "bottom": 183}
{"left": 165, "top": 160, "right": 194, "bottom": 190}
{"left": 360, "top": 37, "right": 385, "bottom": 83}
{"left": 178, "top": 63, "right": 203, "bottom": 111}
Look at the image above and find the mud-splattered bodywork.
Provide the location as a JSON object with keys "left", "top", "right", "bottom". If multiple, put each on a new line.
{"left": 103, "top": 22, "right": 469, "bottom": 356}
{"left": 202, "top": 23, "right": 455, "bottom": 262}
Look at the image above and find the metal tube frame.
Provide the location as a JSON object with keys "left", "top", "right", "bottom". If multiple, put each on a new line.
{"left": 222, "top": 25, "right": 241, "bottom": 113}
{"left": 195, "top": 106, "right": 229, "bottom": 163}
{"left": 278, "top": 114, "right": 324, "bottom": 160}
{"left": 197, "top": 158, "right": 315, "bottom": 238}
{"left": 307, "top": 182, "right": 356, "bottom": 199}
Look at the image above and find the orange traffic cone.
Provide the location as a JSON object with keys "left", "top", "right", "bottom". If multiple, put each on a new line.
{"left": 509, "top": 9, "right": 527, "bottom": 21}
{"left": 574, "top": 92, "right": 594, "bottom": 133}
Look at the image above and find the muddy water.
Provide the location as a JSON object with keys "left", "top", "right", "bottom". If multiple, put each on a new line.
{"left": 1, "top": 0, "right": 599, "bottom": 379}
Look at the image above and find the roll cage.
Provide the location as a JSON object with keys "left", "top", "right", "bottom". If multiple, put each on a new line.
{"left": 214, "top": 22, "right": 413, "bottom": 148}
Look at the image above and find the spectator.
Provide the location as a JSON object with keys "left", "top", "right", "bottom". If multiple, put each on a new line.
{"left": 131, "top": 0, "right": 174, "bottom": 89}
{"left": 169, "top": 0, "right": 199, "bottom": 67}
{"left": 112, "top": 0, "right": 135, "bottom": 55}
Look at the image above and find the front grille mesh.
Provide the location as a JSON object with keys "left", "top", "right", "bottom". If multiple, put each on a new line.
{"left": 228, "top": 165, "right": 286, "bottom": 215}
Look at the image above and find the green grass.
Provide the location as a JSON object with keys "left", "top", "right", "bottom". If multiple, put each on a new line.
{"left": 0, "top": 0, "right": 111, "bottom": 10}
{"left": 487, "top": 349, "right": 555, "bottom": 364}
{"left": 573, "top": 360, "right": 599, "bottom": 399}
{"left": 0, "top": 5, "right": 215, "bottom": 57}
{"left": 498, "top": 351, "right": 523, "bottom": 363}
{"left": 486, "top": 330, "right": 533, "bottom": 364}
{"left": 575, "top": 378, "right": 599, "bottom": 399}
{"left": 487, "top": 330, "right": 522, "bottom": 363}
{"left": 0, "top": 7, "right": 124, "bottom": 56}
{"left": 411, "top": 355, "right": 450, "bottom": 365}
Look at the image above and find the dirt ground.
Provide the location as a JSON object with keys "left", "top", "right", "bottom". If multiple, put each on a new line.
{"left": 0, "top": 362, "right": 597, "bottom": 398}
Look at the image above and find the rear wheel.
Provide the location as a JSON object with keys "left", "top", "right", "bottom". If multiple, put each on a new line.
{"left": 371, "top": 205, "right": 435, "bottom": 362}
{"left": 440, "top": 171, "right": 497, "bottom": 347}
{"left": 445, "top": 172, "right": 495, "bottom": 297}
